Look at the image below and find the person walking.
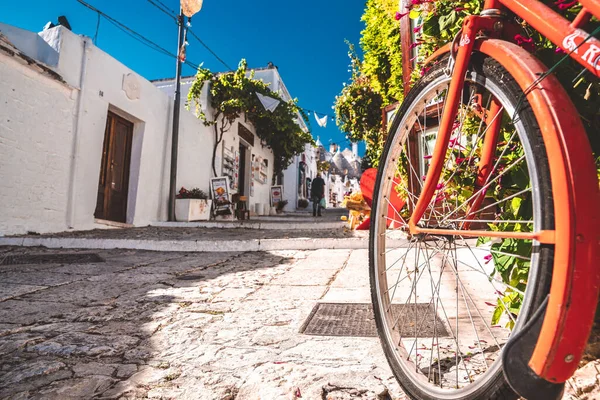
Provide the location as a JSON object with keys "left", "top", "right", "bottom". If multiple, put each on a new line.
{"left": 311, "top": 173, "right": 326, "bottom": 217}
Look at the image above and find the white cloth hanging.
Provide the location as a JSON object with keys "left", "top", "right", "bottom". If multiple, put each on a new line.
{"left": 256, "top": 92, "right": 281, "bottom": 112}
{"left": 314, "top": 112, "right": 328, "bottom": 128}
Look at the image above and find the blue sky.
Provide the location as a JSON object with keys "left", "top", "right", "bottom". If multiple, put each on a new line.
{"left": 2, "top": 0, "right": 367, "bottom": 154}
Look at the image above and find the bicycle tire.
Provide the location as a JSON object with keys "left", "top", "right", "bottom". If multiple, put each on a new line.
{"left": 369, "top": 54, "right": 555, "bottom": 400}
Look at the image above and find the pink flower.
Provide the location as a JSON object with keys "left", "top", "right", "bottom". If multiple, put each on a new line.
{"left": 455, "top": 7, "right": 467, "bottom": 11}
{"left": 420, "top": 66, "right": 431, "bottom": 76}
{"left": 514, "top": 34, "right": 533, "bottom": 45}
{"left": 456, "top": 157, "right": 466, "bottom": 164}
{"left": 409, "top": 41, "right": 424, "bottom": 50}
{"left": 413, "top": 25, "right": 422, "bottom": 33}
{"left": 395, "top": 11, "right": 409, "bottom": 20}
{"left": 555, "top": 47, "right": 566, "bottom": 54}
{"left": 436, "top": 183, "right": 445, "bottom": 190}
{"left": 484, "top": 254, "right": 493, "bottom": 264}
{"left": 514, "top": 34, "right": 536, "bottom": 51}
{"left": 448, "top": 138, "right": 465, "bottom": 149}
{"left": 423, "top": 154, "right": 432, "bottom": 159}
{"left": 558, "top": 0, "right": 578, "bottom": 9}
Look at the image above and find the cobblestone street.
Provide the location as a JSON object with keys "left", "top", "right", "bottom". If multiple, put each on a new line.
{"left": 1, "top": 242, "right": 598, "bottom": 399}
{"left": 0, "top": 246, "right": 405, "bottom": 399}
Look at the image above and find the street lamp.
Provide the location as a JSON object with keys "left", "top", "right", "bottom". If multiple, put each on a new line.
{"left": 181, "top": 0, "right": 203, "bottom": 17}
{"left": 168, "top": 0, "right": 204, "bottom": 221}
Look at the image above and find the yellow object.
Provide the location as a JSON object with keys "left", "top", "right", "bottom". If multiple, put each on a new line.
{"left": 341, "top": 216, "right": 348, "bottom": 221}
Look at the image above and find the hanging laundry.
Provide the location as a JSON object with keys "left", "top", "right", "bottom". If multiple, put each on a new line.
{"left": 256, "top": 92, "right": 281, "bottom": 112}
{"left": 314, "top": 112, "right": 328, "bottom": 128}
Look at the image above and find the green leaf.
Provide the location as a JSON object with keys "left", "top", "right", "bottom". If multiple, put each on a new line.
{"left": 438, "top": 11, "right": 458, "bottom": 32}
{"left": 491, "top": 303, "right": 504, "bottom": 325}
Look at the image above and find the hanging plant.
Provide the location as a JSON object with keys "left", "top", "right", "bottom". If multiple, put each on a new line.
{"left": 334, "top": 0, "right": 404, "bottom": 168}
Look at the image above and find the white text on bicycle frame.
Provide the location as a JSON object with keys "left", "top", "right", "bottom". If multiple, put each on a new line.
{"left": 562, "top": 30, "right": 600, "bottom": 71}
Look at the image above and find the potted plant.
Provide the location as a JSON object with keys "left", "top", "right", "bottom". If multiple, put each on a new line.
{"left": 275, "top": 200, "right": 288, "bottom": 214}
{"left": 175, "top": 187, "right": 212, "bottom": 221}
{"left": 297, "top": 198, "right": 309, "bottom": 209}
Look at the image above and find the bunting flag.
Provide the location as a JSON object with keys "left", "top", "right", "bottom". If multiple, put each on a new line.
{"left": 256, "top": 92, "right": 281, "bottom": 112}
{"left": 314, "top": 112, "right": 328, "bottom": 128}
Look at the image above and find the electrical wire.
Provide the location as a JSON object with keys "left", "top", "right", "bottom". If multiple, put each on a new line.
{"left": 146, "top": 0, "right": 177, "bottom": 21}
{"left": 76, "top": 0, "right": 336, "bottom": 123}
{"left": 75, "top": 0, "right": 200, "bottom": 70}
{"left": 153, "top": 0, "right": 177, "bottom": 16}
{"left": 187, "top": 29, "right": 233, "bottom": 71}
{"left": 92, "top": 11, "right": 100, "bottom": 44}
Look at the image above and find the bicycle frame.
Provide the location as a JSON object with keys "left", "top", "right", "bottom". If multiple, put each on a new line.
{"left": 411, "top": 0, "right": 600, "bottom": 386}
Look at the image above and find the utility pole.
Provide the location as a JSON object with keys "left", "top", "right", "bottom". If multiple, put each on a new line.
{"left": 168, "top": 9, "right": 186, "bottom": 221}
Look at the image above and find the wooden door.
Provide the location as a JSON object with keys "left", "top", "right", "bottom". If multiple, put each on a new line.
{"left": 238, "top": 143, "right": 247, "bottom": 196}
{"left": 94, "top": 112, "right": 133, "bottom": 223}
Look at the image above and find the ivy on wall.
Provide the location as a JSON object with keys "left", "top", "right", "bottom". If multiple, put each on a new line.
{"left": 336, "top": 0, "right": 599, "bottom": 171}
{"left": 334, "top": 0, "right": 404, "bottom": 168}
{"left": 187, "top": 59, "right": 313, "bottom": 182}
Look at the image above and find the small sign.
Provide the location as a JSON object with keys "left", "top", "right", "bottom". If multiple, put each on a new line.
{"left": 270, "top": 185, "right": 283, "bottom": 206}
{"left": 238, "top": 123, "right": 255, "bottom": 147}
{"left": 210, "top": 177, "right": 231, "bottom": 211}
{"left": 210, "top": 177, "right": 233, "bottom": 219}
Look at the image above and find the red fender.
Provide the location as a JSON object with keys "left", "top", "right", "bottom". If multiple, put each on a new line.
{"left": 427, "top": 39, "right": 600, "bottom": 382}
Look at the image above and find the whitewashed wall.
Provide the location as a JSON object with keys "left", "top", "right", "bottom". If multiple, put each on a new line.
{"left": 155, "top": 80, "right": 275, "bottom": 212}
{"left": 0, "top": 52, "right": 76, "bottom": 235}
{"left": 50, "top": 28, "right": 173, "bottom": 229}
{"left": 0, "top": 24, "right": 283, "bottom": 235}
{"left": 282, "top": 143, "right": 317, "bottom": 210}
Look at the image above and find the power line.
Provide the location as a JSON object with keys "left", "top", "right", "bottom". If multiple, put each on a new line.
{"left": 146, "top": 0, "right": 177, "bottom": 21}
{"left": 75, "top": 0, "right": 200, "bottom": 70}
{"left": 144, "top": 0, "right": 233, "bottom": 71}
{"left": 153, "top": 0, "right": 177, "bottom": 16}
{"left": 187, "top": 29, "right": 233, "bottom": 71}
{"left": 76, "top": 1, "right": 336, "bottom": 125}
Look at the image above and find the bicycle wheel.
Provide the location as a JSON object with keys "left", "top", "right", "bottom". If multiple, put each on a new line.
{"left": 369, "top": 55, "right": 555, "bottom": 400}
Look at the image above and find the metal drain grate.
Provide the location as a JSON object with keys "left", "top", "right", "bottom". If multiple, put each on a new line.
{"left": 0, "top": 253, "right": 105, "bottom": 266}
{"left": 300, "top": 303, "right": 448, "bottom": 338}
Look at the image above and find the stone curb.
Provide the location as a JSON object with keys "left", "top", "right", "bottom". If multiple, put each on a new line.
{"left": 0, "top": 236, "right": 408, "bottom": 252}
{"left": 151, "top": 220, "right": 344, "bottom": 230}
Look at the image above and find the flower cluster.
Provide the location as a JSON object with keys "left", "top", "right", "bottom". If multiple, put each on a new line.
{"left": 176, "top": 187, "right": 208, "bottom": 200}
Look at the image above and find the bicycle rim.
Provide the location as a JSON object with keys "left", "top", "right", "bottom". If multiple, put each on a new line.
{"left": 370, "top": 56, "right": 555, "bottom": 400}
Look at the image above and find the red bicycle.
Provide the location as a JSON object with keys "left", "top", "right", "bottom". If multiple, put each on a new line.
{"left": 369, "top": 1, "right": 600, "bottom": 399}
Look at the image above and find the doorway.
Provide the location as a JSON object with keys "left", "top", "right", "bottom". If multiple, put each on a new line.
{"left": 238, "top": 142, "right": 247, "bottom": 196}
{"left": 94, "top": 111, "right": 133, "bottom": 223}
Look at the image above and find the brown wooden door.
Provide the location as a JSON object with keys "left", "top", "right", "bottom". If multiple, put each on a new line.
{"left": 94, "top": 112, "right": 133, "bottom": 223}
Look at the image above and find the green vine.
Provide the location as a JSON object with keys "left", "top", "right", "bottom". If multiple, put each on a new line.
{"left": 334, "top": 0, "right": 404, "bottom": 168}
{"left": 187, "top": 59, "right": 313, "bottom": 181}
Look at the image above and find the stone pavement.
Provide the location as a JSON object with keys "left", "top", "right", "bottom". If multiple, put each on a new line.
{"left": 0, "top": 209, "right": 391, "bottom": 253}
{"left": 1, "top": 243, "right": 598, "bottom": 399}
{"left": 0, "top": 246, "right": 406, "bottom": 399}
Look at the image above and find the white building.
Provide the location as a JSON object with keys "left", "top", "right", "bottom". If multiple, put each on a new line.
{"left": 0, "top": 23, "right": 297, "bottom": 235}
{"left": 314, "top": 141, "right": 362, "bottom": 207}
{"left": 281, "top": 143, "right": 318, "bottom": 210}
{"left": 153, "top": 63, "right": 317, "bottom": 216}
